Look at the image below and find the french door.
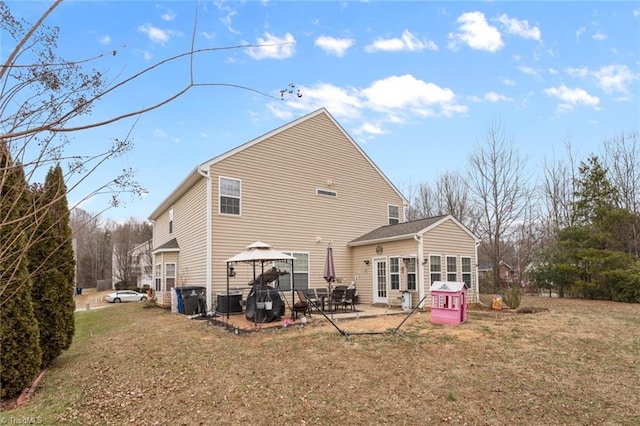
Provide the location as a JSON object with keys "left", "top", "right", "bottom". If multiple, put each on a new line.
{"left": 373, "top": 258, "right": 388, "bottom": 304}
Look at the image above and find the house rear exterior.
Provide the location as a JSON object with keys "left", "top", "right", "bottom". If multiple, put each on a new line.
{"left": 148, "top": 108, "right": 479, "bottom": 311}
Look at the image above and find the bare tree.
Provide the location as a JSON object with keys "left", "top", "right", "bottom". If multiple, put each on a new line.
{"left": 602, "top": 131, "right": 639, "bottom": 215}
{"left": 404, "top": 171, "right": 479, "bottom": 230}
{"left": 539, "top": 139, "right": 579, "bottom": 237}
{"left": 467, "top": 121, "right": 529, "bottom": 291}
{"left": 0, "top": 0, "right": 296, "bottom": 300}
{"left": 111, "top": 218, "right": 152, "bottom": 288}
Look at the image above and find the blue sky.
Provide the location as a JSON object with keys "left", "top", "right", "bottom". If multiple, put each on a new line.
{"left": 6, "top": 1, "right": 639, "bottom": 223}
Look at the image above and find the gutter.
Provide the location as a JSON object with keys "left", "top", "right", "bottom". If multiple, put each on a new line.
{"left": 414, "top": 234, "right": 425, "bottom": 307}
{"left": 197, "top": 166, "right": 213, "bottom": 311}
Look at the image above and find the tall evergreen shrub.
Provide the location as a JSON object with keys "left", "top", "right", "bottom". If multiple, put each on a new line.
{"left": 0, "top": 147, "right": 42, "bottom": 399}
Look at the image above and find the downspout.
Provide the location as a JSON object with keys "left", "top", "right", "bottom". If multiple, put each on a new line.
{"left": 198, "top": 166, "right": 213, "bottom": 312}
{"left": 474, "top": 240, "right": 481, "bottom": 303}
{"left": 414, "top": 234, "right": 425, "bottom": 307}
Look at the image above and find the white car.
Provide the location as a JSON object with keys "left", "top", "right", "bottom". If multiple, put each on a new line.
{"left": 105, "top": 290, "right": 148, "bottom": 303}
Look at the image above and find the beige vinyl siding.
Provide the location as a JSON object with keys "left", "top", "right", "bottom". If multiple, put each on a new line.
{"left": 174, "top": 178, "right": 207, "bottom": 286}
{"left": 423, "top": 219, "right": 478, "bottom": 300}
{"left": 153, "top": 209, "right": 172, "bottom": 245}
{"left": 152, "top": 178, "right": 208, "bottom": 286}
{"left": 350, "top": 239, "right": 419, "bottom": 305}
{"left": 208, "top": 112, "right": 404, "bottom": 297}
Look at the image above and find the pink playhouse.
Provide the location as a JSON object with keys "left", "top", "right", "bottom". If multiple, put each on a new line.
{"left": 429, "top": 281, "right": 467, "bottom": 325}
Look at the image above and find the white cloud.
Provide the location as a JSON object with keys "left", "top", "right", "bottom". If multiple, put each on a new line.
{"left": 469, "top": 92, "right": 512, "bottom": 103}
{"left": 634, "top": 9, "right": 639, "bottom": 17}
{"left": 566, "top": 64, "right": 637, "bottom": 94}
{"left": 98, "top": 35, "right": 111, "bottom": 45}
{"left": 353, "top": 122, "right": 387, "bottom": 137}
{"left": 565, "top": 67, "right": 589, "bottom": 78}
{"left": 518, "top": 66, "right": 539, "bottom": 77}
{"left": 502, "top": 78, "right": 516, "bottom": 86}
{"left": 592, "top": 31, "right": 607, "bottom": 41}
{"left": 215, "top": 0, "right": 240, "bottom": 34}
{"left": 282, "top": 83, "right": 362, "bottom": 119}
{"left": 246, "top": 32, "right": 296, "bottom": 60}
{"left": 448, "top": 11, "right": 503, "bottom": 52}
{"left": 594, "top": 64, "right": 637, "bottom": 93}
{"left": 138, "top": 24, "right": 171, "bottom": 45}
{"left": 496, "top": 14, "right": 541, "bottom": 41}
{"left": 544, "top": 85, "right": 600, "bottom": 111}
{"left": 161, "top": 12, "right": 176, "bottom": 22}
{"left": 362, "top": 74, "right": 463, "bottom": 119}
{"left": 314, "top": 35, "right": 355, "bottom": 57}
{"left": 365, "top": 30, "right": 438, "bottom": 53}
{"left": 153, "top": 128, "right": 167, "bottom": 137}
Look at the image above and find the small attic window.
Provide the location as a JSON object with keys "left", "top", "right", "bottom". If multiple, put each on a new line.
{"left": 316, "top": 188, "right": 337, "bottom": 198}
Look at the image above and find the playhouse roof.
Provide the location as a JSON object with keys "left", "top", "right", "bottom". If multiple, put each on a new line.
{"left": 431, "top": 281, "right": 466, "bottom": 292}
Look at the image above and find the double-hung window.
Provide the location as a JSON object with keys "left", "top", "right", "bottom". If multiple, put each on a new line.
{"left": 461, "top": 257, "right": 472, "bottom": 288}
{"left": 389, "top": 257, "right": 400, "bottom": 290}
{"left": 165, "top": 263, "right": 176, "bottom": 291}
{"left": 430, "top": 255, "right": 441, "bottom": 284}
{"left": 219, "top": 177, "right": 241, "bottom": 215}
{"left": 406, "top": 258, "right": 417, "bottom": 291}
{"left": 446, "top": 256, "right": 457, "bottom": 282}
{"left": 388, "top": 205, "right": 399, "bottom": 225}
{"left": 275, "top": 252, "right": 309, "bottom": 291}
{"left": 155, "top": 264, "right": 162, "bottom": 291}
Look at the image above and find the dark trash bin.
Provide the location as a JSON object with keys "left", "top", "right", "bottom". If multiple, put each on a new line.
{"left": 75, "top": 287, "right": 82, "bottom": 295}
{"left": 216, "top": 292, "right": 243, "bottom": 315}
{"left": 181, "top": 286, "right": 206, "bottom": 315}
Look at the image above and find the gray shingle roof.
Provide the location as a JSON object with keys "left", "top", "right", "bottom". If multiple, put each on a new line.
{"left": 349, "top": 215, "right": 447, "bottom": 245}
{"left": 154, "top": 238, "right": 179, "bottom": 251}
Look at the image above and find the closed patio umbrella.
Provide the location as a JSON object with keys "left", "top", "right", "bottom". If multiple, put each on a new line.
{"left": 324, "top": 244, "right": 336, "bottom": 317}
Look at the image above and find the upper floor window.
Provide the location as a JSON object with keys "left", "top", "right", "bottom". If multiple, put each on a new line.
{"left": 169, "top": 207, "right": 174, "bottom": 234}
{"left": 388, "top": 204, "right": 399, "bottom": 225}
{"left": 219, "top": 177, "right": 241, "bottom": 215}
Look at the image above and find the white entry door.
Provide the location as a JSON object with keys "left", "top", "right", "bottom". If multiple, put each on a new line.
{"left": 373, "top": 258, "right": 388, "bottom": 304}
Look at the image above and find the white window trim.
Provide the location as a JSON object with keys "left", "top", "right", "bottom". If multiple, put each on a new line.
{"left": 446, "top": 255, "right": 458, "bottom": 282}
{"left": 461, "top": 256, "right": 472, "bottom": 288}
{"left": 389, "top": 257, "right": 400, "bottom": 291}
{"left": 405, "top": 256, "right": 417, "bottom": 291}
{"left": 388, "top": 204, "right": 400, "bottom": 225}
{"left": 168, "top": 207, "right": 174, "bottom": 234}
{"left": 165, "top": 262, "right": 176, "bottom": 292}
{"left": 219, "top": 176, "right": 242, "bottom": 216}
{"left": 274, "top": 251, "right": 310, "bottom": 290}
{"left": 429, "top": 254, "right": 442, "bottom": 284}
{"left": 155, "top": 263, "right": 162, "bottom": 292}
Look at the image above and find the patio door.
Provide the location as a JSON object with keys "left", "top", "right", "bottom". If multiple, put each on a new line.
{"left": 373, "top": 258, "right": 388, "bottom": 304}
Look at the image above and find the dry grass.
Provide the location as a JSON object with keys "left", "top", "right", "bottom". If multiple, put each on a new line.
{"left": 5, "top": 296, "right": 640, "bottom": 425}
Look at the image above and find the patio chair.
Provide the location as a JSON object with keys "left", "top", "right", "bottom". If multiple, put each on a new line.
{"left": 329, "top": 286, "right": 347, "bottom": 311}
{"left": 304, "top": 289, "right": 320, "bottom": 311}
{"left": 292, "top": 289, "right": 312, "bottom": 320}
{"left": 342, "top": 287, "right": 356, "bottom": 311}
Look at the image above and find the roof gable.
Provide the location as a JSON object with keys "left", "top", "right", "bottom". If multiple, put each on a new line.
{"left": 148, "top": 108, "right": 406, "bottom": 220}
{"left": 349, "top": 214, "right": 478, "bottom": 246}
